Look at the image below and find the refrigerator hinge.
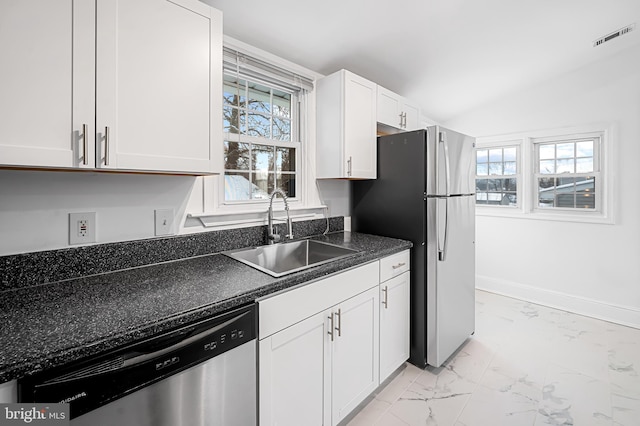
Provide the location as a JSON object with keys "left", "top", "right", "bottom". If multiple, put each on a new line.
{"left": 423, "top": 191, "right": 427, "bottom": 201}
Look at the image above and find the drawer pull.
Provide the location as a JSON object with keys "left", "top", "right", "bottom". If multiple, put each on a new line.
{"left": 392, "top": 262, "right": 406, "bottom": 270}
{"left": 335, "top": 308, "right": 342, "bottom": 337}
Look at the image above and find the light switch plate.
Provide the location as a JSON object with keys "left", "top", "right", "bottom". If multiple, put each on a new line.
{"left": 155, "top": 209, "right": 174, "bottom": 236}
{"left": 69, "top": 212, "right": 96, "bottom": 245}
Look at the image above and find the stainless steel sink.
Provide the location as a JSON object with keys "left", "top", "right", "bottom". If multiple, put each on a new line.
{"left": 223, "top": 239, "right": 359, "bottom": 277}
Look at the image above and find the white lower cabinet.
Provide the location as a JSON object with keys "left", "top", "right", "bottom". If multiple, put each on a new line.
{"left": 379, "top": 250, "right": 411, "bottom": 383}
{"left": 258, "top": 251, "right": 410, "bottom": 425}
{"left": 258, "top": 262, "right": 379, "bottom": 426}
{"left": 379, "top": 271, "right": 410, "bottom": 382}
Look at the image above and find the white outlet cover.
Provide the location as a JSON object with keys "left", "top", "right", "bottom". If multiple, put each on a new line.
{"left": 155, "top": 209, "right": 174, "bottom": 236}
{"left": 69, "top": 212, "right": 96, "bottom": 245}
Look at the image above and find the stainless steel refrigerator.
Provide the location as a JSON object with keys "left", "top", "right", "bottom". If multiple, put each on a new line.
{"left": 351, "top": 126, "right": 476, "bottom": 368}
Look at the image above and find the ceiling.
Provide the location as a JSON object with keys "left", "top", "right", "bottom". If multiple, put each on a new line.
{"left": 202, "top": 0, "right": 640, "bottom": 123}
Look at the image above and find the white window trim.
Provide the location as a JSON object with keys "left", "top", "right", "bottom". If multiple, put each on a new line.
{"left": 476, "top": 123, "right": 615, "bottom": 225}
{"left": 191, "top": 36, "right": 328, "bottom": 229}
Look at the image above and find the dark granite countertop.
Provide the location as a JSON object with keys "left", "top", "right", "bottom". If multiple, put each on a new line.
{"left": 0, "top": 231, "right": 411, "bottom": 383}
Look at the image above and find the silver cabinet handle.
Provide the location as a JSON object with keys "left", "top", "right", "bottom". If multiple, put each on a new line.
{"left": 392, "top": 262, "right": 406, "bottom": 270}
{"left": 402, "top": 112, "right": 407, "bottom": 128}
{"left": 398, "top": 112, "right": 404, "bottom": 127}
{"left": 347, "top": 156, "right": 352, "bottom": 177}
{"left": 104, "top": 126, "right": 110, "bottom": 166}
{"left": 328, "top": 313, "right": 335, "bottom": 341}
{"left": 81, "top": 124, "right": 88, "bottom": 165}
{"left": 335, "top": 308, "right": 342, "bottom": 337}
{"left": 382, "top": 286, "right": 388, "bottom": 309}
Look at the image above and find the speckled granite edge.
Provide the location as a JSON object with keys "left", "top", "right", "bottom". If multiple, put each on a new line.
{"left": 0, "top": 217, "right": 344, "bottom": 291}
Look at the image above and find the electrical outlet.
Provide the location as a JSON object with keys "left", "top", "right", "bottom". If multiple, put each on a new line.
{"left": 155, "top": 209, "right": 174, "bottom": 236}
{"left": 69, "top": 212, "right": 96, "bottom": 245}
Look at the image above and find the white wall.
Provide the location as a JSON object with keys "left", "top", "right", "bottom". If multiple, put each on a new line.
{"left": 444, "top": 44, "right": 640, "bottom": 327}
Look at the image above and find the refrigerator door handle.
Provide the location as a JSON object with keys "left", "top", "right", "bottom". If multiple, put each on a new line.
{"left": 437, "top": 198, "right": 449, "bottom": 262}
{"left": 439, "top": 131, "right": 451, "bottom": 196}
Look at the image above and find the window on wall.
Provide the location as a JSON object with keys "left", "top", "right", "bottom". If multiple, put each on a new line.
{"left": 223, "top": 76, "right": 297, "bottom": 201}
{"left": 534, "top": 136, "right": 600, "bottom": 211}
{"left": 475, "top": 126, "right": 610, "bottom": 223}
{"left": 475, "top": 146, "right": 519, "bottom": 207}
{"left": 221, "top": 46, "right": 313, "bottom": 204}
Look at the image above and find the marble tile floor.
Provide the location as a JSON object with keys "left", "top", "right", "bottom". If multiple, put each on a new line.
{"left": 347, "top": 290, "right": 640, "bottom": 426}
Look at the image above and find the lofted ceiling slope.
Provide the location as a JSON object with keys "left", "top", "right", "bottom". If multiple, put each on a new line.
{"left": 202, "top": 0, "right": 640, "bottom": 123}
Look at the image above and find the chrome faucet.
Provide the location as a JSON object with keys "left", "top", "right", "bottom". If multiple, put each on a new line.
{"left": 267, "top": 189, "right": 293, "bottom": 244}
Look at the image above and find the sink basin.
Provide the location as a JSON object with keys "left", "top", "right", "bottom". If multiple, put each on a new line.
{"left": 223, "top": 239, "right": 359, "bottom": 277}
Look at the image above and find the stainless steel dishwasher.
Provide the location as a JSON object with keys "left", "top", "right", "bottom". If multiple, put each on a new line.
{"left": 19, "top": 304, "right": 256, "bottom": 426}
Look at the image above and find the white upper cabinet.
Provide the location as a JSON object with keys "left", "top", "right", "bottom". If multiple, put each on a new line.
{"left": 316, "top": 69, "right": 377, "bottom": 179}
{"left": 0, "top": 0, "right": 94, "bottom": 169}
{"left": 0, "top": 0, "right": 222, "bottom": 174}
{"left": 377, "top": 85, "right": 421, "bottom": 131}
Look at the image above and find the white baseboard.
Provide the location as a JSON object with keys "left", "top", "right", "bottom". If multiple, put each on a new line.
{"left": 476, "top": 275, "right": 640, "bottom": 330}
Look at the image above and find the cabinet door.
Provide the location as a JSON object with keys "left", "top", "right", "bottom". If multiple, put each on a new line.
{"left": 0, "top": 0, "right": 94, "bottom": 169}
{"left": 379, "top": 271, "right": 411, "bottom": 382}
{"left": 343, "top": 72, "right": 377, "bottom": 179}
{"left": 96, "top": 0, "right": 222, "bottom": 173}
{"left": 331, "top": 286, "right": 379, "bottom": 425}
{"left": 402, "top": 100, "right": 421, "bottom": 131}
{"left": 377, "top": 86, "right": 403, "bottom": 129}
{"left": 259, "top": 311, "right": 330, "bottom": 426}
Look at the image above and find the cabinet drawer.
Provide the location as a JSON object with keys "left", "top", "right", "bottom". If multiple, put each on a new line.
{"left": 258, "top": 261, "right": 379, "bottom": 339}
{"left": 380, "top": 250, "right": 410, "bottom": 282}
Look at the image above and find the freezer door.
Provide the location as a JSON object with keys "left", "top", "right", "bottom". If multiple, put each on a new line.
{"left": 426, "top": 126, "right": 475, "bottom": 196}
{"left": 426, "top": 195, "right": 475, "bottom": 367}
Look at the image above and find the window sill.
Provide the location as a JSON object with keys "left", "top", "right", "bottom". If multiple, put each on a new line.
{"left": 476, "top": 207, "right": 615, "bottom": 225}
{"left": 187, "top": 205, "right": 328, "bottom": 229}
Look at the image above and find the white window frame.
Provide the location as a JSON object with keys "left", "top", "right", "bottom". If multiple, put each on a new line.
{"left": 475, "top": 140, "right": 522, "bottom": 209}
{"left": 475, "top": 124, "right": 615, "bottom": 224}
{"left": 189, "top": 37, "right": 327, "bottom": 229}
{"left": 221, "top": 74, "right": 302, "bottom": 205}
{"left": 532, "top": 133, "right": 602, "bottom": 214}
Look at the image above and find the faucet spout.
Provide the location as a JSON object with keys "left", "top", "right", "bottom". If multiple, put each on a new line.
{"left": 267, "top": 189, "right": 293, "bottom": 244}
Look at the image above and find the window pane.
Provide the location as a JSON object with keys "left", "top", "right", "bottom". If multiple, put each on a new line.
{"left": 487, "top": 179, "right": 503, "bottom": 191}
{"left": 576, "top": 157, "right": 593, "bottom": 173}
{"left": 538, "top": 177, "right": 556, "bottom": 208}
{"left": 576, "top": 141, "right": 593, "bottom": 157}
{"left": 476, "top": 193, "right": 488, "bottom": 203}
{"left": 224, "top": 141, "right": 250, "bottom": 170}
{"left": 476, "top": 150, "right": 488, "bottom": 164}
{"left": 503, "top": 178, "right": 517, "bottom": 191}
{"left": 556, "top": 143, "right": 574, "bottom": 159}
{"left": 487, "top": 193, "right": 502, "bottom": 202}
{"left": 475, "top": 179, "right": 487, "bottom": 191}
{"left": 276, "top": 173, "right": 296, "bottom": 197}
{"left": 576, "top": 176, "right": 596, "bottom": 209}
{"left": 247, "top": 112, "right": 270, "bottom": 138}
{"left": 224, "top": 172, "right": 252, "bottom": 201}
{"left": 247, "top": 83, "right": 271, "bottom": 113}
{"left": 476, "top": 163, "right": 488, "bottom": 176}
{"left": 539, "top": 144, "right": 555, "bottom": 160}
{"left": 503, "top": 147, "right": 516, "bottom": 162}
{"left": 503, "top": 161, "right": 516, "bottom": 175}
{"left": 253, "top": 144, "right": 274, "bottom": 172}
{"left": 489, "top": 162, "right": 502, "bottom": 175}
{"left": 224, "top": 106, "right": 243, "bottom": 134}
{"left": 273, "top": 117, "right": 291, "bottom": 141}
{"left": 488, "top": 149, "right": 502, "bottom": 162}
{"left": 273, "top": 89, "right": 291, "bottom": 118}
{"left": 539, "top": 159, "right": 555, "bottom": 174}
{"left": 556, "top": 159, "right": 574, "bottom": 174}
{"left": 251, "top": 172, "right": 273, "bottom": 199}
{"left": 276, "top": 147, "right": 296, "bottom": 172}
{"left": 223, "top": 76, "right": 241, "bottom": 107}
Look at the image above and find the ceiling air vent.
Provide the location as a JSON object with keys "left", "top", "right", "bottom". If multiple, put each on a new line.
{"left": 593, "top": 23, "right": 635, "bottom": 47}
